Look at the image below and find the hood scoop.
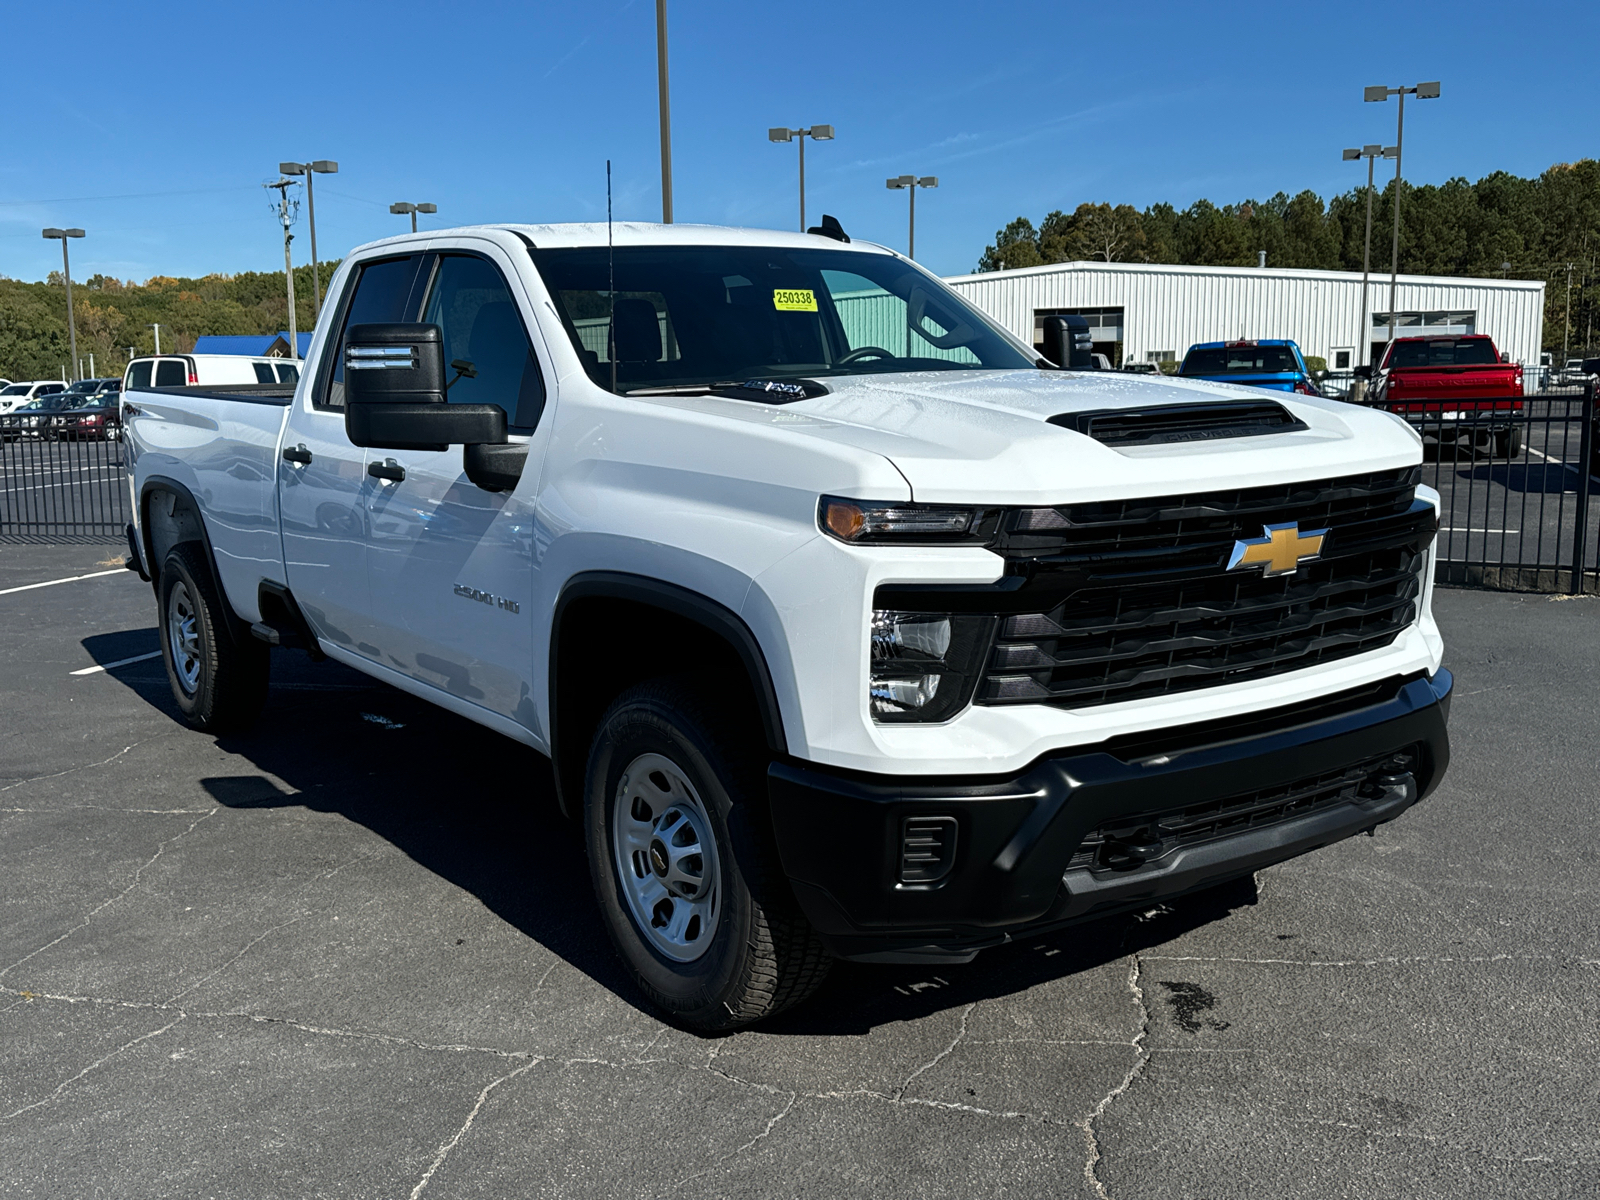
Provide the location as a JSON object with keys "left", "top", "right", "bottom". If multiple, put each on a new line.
{"left": 1048, "top": 400, "right": 1307, "bottom": 447}
{"left": 711, "top": 378, "right": 830, "bottom": 404}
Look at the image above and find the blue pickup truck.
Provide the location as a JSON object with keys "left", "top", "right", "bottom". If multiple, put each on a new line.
{"left": 1179, "top": 339, "right": 1322, "bottom": 395}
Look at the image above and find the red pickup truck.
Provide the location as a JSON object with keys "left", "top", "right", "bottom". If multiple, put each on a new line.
{"left": 1368, "top": 335, "right": 1525, "bottom": 458}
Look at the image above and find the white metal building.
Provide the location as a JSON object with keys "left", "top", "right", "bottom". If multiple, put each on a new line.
{"left": 942, "top": 260, "right": 1547, "bottom": 370}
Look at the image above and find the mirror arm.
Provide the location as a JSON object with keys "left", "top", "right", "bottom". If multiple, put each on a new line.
{"left": 464, "top": 441, "right": 529, "bottom": 493}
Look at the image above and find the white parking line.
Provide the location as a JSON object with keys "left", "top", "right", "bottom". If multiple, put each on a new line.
{"left": 1441, "top": 528, "right": 1519, "bottom": 534}
{"left": 71, "top": 651, "right": 162, "bottom": 676}
{"left": 0, "top": 568, "right": 124, "bottom": 597}
{"left": 1527, "top": 445, "right": 1600, "bottom": 483}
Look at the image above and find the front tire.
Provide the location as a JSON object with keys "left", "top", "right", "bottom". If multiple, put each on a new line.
{"left": 584, "top": 677, "right": 830, "bottom": 1031}
{"left": 159, "top": 543, "right": 268, "bottom": 733}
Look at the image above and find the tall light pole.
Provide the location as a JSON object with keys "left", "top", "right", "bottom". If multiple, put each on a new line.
{"left": 885, "top": 175, "right": 938, "bottom": 260}
{"left": 265, "top": 178, "right": 302, "bottom": 360}
{"left": 1342, "top": 145, "right": 1396, "bottom": 366}
{"left": 1564, "top": 261, "right": 1577, "bottom": 361}
{"left": 768, "top": 125, "right": 834, "bottom": 232}
{"left": 148, "top": 325, "right": 162, "bottom": 355}
{"left": 655, "top": 0, "right": 673, "bottom": 223}
{"left": 42, "top": 228, "right": 85, "bottom": 380}
{"left": 390, "top": 201, "right": 437, "bottom": 234}
{"left": 280, "top": 160, "right": 338, "bottom": 315}
{"left": 1364, "top": 81, "right": 1440, "bottom": 351}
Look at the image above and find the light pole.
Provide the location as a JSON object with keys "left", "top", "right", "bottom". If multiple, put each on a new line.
{"left": 42, "top": 228, "right": 85, "bottom": 380}
{"left": 265, "top": 178, "right": 302, "bottom": 359}
{"left": 767, "top": 125, "right": 834, "bottom": 232}
{"left": 148, "top": 325, "right": 162, "bottom": 355}
{"left": 280, "top": 160, "right": 338, "bottom": 315}
{"left": 390, "top": 201, "right": 437, "bottom": 234}
{"left": 1342, "top": 145, "right": 1396, "bottom": 367}
{"left": 885, "top": 176, "right": 938, "bottom": 260}
{"left": 1364, "top": 81, "right": 1440, "bottom": 351}
{"left": 655, "top": 0, "right": 673, "bottom": 223}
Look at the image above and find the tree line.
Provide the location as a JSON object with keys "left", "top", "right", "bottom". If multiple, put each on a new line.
{"left": 0, "top": 263, "right": 337, "bottom": 382}
{"left": 977, "top": 160, "right": 1600, "bottom": 354}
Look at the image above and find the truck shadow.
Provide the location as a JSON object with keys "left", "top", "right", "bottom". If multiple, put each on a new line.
{"left": 90, "top": 633, "right": 1261, "bottom": 1036}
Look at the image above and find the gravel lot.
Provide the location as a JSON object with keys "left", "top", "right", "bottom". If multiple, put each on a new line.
{"left": 1, "top": 543, "right": 1596, "bottom": 1199}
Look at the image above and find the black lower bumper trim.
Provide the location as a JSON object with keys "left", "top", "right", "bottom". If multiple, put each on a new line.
{"left": 769, "top": 670, "right": 1451, "bottom": 961}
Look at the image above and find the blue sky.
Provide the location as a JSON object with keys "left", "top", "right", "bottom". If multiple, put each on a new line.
{"left": 3, "top": 0, "right": 1595, "bottom": 284}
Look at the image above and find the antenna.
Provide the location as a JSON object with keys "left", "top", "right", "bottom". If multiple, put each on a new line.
{"left": 607, "top": 160, "right": 616, "bottom": 395}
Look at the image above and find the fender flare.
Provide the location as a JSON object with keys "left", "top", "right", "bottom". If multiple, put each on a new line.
{"left": 549, "top": 571, "right": 790, "bottom": 812}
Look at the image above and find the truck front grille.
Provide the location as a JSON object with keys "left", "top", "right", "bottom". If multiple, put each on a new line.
{"left": 978, "top": 466, "right": 1431, "bottom": 708}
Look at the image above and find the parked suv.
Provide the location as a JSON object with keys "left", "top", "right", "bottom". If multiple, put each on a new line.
{"left": 0, "top": 380, "right": 67, "bottom": 416}
{"left": 1179, "top": 340, "right": 1322, "bottom": 395}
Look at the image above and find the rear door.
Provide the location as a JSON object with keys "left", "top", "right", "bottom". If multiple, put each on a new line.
{"left": 279, "top": 252, "right": 429, "bottom": 654}
{"left": 362, "top": 243, "right": 550, "bottom": 734}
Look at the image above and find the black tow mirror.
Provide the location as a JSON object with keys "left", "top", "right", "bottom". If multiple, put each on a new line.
{"left": 1351, "top": 365, "right": 1372, "bottom": 380}
{"left": 344, "top": 323, "right": 507, "bottom": 452}
{"left": 1040, "top": 315, "right": 1095, "bottom": 369}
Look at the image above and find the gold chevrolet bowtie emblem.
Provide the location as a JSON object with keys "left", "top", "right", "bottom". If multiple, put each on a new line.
{"left": 1227, "top": 522, "right": 1329, "bottom": 577}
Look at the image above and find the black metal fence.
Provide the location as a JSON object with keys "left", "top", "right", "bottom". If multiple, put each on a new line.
{"left": 1363, "top": 380, "right": 1597, "bottom": 594}
{"left": 0, "top": 420, "right": 128, "bottom": 540}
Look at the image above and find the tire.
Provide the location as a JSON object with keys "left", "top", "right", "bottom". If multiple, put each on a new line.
{"left": 1495, "top": 427, "right": 1523, "bottom": 459}
{"left": 158, "top": 543, "right": 269, "bottom": 733}
{"left": 584, "top": 676, "right": 830, "bottom": 1031}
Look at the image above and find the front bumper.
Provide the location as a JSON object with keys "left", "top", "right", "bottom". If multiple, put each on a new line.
{"left": 769, "top": 669, "right": 1452, "bottom": 962}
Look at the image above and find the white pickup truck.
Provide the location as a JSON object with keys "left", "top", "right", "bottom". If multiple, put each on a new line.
{"left": 123, "top": 221, "right": 1452, "bottom": 1030}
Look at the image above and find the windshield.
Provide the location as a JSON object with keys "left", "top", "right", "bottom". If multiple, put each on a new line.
{"left": 1387, "top": 339, "right": 1499, "bottom": 368}
{"left": 1181, "top": 345, "right": 1300, "bottom": 376}
{"left": 529, "top": 244, "right": 1036, "bottom": 393}
{"left": 63, "top": 381, "right": 98, "bottom": 394}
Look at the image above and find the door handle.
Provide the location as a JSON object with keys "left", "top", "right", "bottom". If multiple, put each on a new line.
{"left": 367, "top": 458, "right": 405, "bottom": 483}
{"left": 282, "top": 443, "right": 313, "bottom": 465}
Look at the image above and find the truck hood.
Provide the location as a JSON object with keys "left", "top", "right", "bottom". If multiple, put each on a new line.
{"left": 766, "top": 368, "right": 1422, "bottom": 505}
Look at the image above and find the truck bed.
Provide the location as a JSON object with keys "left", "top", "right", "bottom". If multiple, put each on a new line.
{"left": 125, "top": 382, "right": 295, "bottom": 623}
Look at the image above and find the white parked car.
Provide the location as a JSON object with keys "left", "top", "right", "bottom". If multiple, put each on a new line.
{"left": 123, "top": 354, "right": 300, "bottom": 392}
{"left": 123, "top": 221, "right": 1452, "bottom": 1030}
{"left": 0, "top": 379, "right": 68, "bottom": 415}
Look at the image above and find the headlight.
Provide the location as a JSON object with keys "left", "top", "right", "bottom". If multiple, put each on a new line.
{"left": 870, "top": 610, "right": 995, "bottom": 722}
{"left": 820, "top": 496, "right": 996, "bottom": 544}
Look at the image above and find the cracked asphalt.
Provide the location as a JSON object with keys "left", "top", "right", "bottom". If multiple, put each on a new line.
{"left": 1, "top": 542, "right": 1596, "bottom": 1199}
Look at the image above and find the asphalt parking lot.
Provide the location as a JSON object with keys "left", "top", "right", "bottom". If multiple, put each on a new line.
{"left": 2, "top": 543, "right": 1596, "bottom": 1199}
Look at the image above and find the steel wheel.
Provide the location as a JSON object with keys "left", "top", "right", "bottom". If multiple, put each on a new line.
{"left": 166, "top": 580, "right": 202, "bottom": 696}
{"left": 612, "top": 752, "right": 721, "bottom": 963}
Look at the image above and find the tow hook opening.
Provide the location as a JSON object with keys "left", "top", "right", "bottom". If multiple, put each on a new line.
{"left": 1098, "top": 823, "right": 1173, "bottom": 871}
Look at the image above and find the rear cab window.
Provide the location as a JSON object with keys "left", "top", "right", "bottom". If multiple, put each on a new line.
{"left": 1181, "top": 345, "right": 1299, "bottom": 375}
{"left": 154, "top": 360, "right": 187, "bottom": 387}
{"left": 1387, "top": 339, "right": 1499, "bottom": 369}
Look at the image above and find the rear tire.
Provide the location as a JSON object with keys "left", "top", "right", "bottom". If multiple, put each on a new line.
{"left": 159, "top": 543, "right": 269, "bottom": 733}
{"left": 583, "top": 676, "right": 830, "bottom": 1031}
{"left": 1495, "top": 427, "right": 1523, "bottom": 459}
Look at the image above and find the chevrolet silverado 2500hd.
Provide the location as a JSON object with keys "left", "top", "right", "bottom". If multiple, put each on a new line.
{"left": 123, "top": 222, "right": 1451, "bottom": 1030}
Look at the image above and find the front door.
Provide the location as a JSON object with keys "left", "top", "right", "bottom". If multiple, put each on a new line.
{"left": 363, "top": 245, "right": 550, "bottom": 736}
{"left": 280, "top": 252, "right": 429, "bottom": 655}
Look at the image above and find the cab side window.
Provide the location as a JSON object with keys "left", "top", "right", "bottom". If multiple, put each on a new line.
{"left": 318, "top": 254, "right": 426, "bottom": 410}
{"left": 420, "top": 255, "right": 546, "bottom": 432}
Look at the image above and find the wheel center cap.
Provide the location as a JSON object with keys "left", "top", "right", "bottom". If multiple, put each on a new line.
{"left": 649, "top": 840, "right": 670, "bottom": 877}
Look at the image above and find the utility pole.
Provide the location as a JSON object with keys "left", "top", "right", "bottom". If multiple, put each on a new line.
{"left": 148, "top": 325, "right": 162, "bottom": 354}
{"left": 265, "top": 178, "right": 302, "bottom": 360}
{"left": 42, "top": 228, "right": 85, "bottom": 380}
{"left": 1342, "top": 145, "right": 1396, "bottom": 366}
{"left": 280, "top": 161, "right": 338, "bottom": 315}
{"left": 1365, "top": 81, "right": 1440, "bottom": 351}
{"left": 768, "top": 125, "right": 835, "bottom": 231}
{"left": 655, "top": 0, "right": 673, "bottom": 223}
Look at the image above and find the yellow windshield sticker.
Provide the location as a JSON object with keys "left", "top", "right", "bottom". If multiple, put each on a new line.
{"left": 773, "top": 288, "right": 818, "bottom": 312}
